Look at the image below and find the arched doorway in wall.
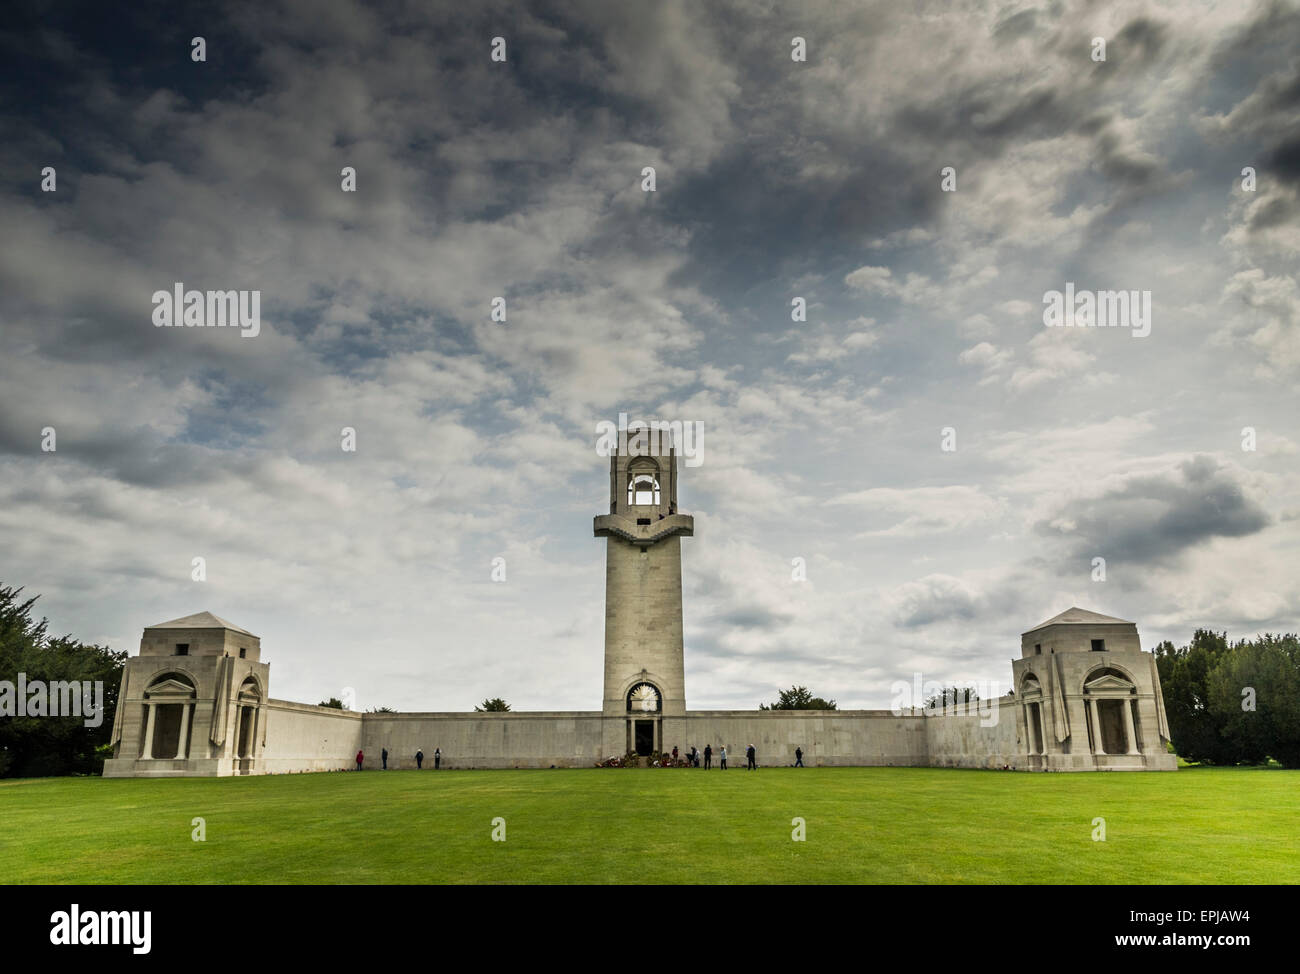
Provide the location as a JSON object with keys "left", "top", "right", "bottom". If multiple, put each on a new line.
{"left": 1082, "top": 667, "right": 1140, "bottom": 757}
{"left": 141, "top": 673, "right": 197, "bottom": 761}
{"left": 234, "top": 676, "right": 262, "bottom": 773}
{"left": 626, "top": 682, "right": 661, "bottom": 756}
{"left": 1018, "top": 672, "right": 1046, "bottom": 762}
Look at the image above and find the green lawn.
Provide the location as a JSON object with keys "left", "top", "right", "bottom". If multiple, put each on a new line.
{"left": 1, "top": 766, "right": 1294, "bottom": 884}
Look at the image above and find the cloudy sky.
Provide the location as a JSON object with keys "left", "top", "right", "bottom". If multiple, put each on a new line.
{"left": 1, "top": 0, "right": 1297, "bottom": 712}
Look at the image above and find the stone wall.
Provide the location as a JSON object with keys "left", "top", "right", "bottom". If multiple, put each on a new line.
{"left": 923, "top": 696, "right": 1026, "bottom": 769}
{"left": 661, "top": 711, "right": 928, "bottom": 767}
{"left": 258, "top": 699, "right": 364, "bottom": 773}
{"left": 120, "top": 695, "right": 1159, "bottom": 775}
{"left": 360, "top": 712, "right": 606, "bottom": 769}
{"left": 263, "top": 707, "right": 1013, "bottom": 771}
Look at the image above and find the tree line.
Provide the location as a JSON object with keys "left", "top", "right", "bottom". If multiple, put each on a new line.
{"left": 1154, "top": 629, "right": 1300, "bottom": 767}
{"left": 0, "top": 586, "right": 126, "bottom": 777}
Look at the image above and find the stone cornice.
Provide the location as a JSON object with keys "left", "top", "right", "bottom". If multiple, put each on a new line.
{"left": 593, "top": 512, "right": 694, "bottom": 545}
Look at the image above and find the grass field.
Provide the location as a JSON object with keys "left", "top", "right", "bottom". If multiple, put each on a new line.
{"left": 1, "top": 766, "right": 1295, "bottom": 884}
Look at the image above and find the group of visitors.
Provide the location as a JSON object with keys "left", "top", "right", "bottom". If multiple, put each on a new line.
{"left": 666, "top": 743, "right": 789, "bottom": 770}
{"left": 354, "top": 747, "right": 442, "bottom": 770}
{"left": 671, "top": 744, "right": 725, "bottom": 768}
{"left": 354, "top": 743, "right": 808, "bottom": 770}
{"left": 669, "top": 744, "right": 805, "bottom": 769}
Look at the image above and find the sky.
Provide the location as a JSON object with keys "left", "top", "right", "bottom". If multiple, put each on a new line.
{"left": 1, "top": 0, "right": 1297, "bottom": 712}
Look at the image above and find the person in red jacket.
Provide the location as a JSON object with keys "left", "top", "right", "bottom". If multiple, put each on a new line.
{"left": 355, "top": 749, "right": 364, "bottom": 771}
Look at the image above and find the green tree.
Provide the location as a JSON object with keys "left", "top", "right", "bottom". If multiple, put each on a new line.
{"left": 1207, "top": 634, "right": 1300, "bottom": 768}
{"left": 0, "top": 585, "right": 127, "bottom": 777}
{"left": 318, "top": 697, "right": 345, "bottom": 709}
{"left": 475, "top": 697, "right": 511, "bottom": 712}
{"left": 1155, "top": 629, "right": 1235, "bottom": 765}
{"left": 367, "top": 706, "right": 398, "bottom": 713}
{"left": 760, "top": 686, "right": 837, "bottom": 710}
{"left": 924, "top": 686, "right": 980, "bottom": 712}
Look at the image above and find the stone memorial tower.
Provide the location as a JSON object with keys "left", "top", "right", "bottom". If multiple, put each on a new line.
{"left": 1011, "top": 607, "right": 1176, "bottom": 771}
{"left": 103, "top": 612, "right": 269, "bottom": 777}
{"left": 593, "top": 424, "right": 694, "bottom": 758}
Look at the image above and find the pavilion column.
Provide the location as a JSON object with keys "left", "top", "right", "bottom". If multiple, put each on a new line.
{"left": 174, "top": 703, "right": 191, "bottom": 759}
{"left": 247, "top": 708, "right": 258, "bottom": 757}
{"left": 1088, "top": 698, "right": 1105, "bottom": 754}
{"left": 1023, "top": 705, "right": 1034, "bottom": 755}
{"left": 1121, "top": 697, "right": 1139, "bottom": 755}
{"left": 141, "top": 702, "right": 157, "bottom": 759}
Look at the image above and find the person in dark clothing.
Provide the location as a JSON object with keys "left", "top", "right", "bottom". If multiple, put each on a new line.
{"left": 355, "top": 749, "right": 364, "bottom": 771}
{"left": 689, "top": 746, "right": 698, "bottom": 767}
{"left": 704, "top": 744, "right": 712, "bottom": 769}
{"left": 671, "top": 746, "right": 679, "bottom": 765}
{"left": 381, "top": 747, "right": 388, "bottom": 770}
{"left": 416, "top": 748, "right": 424, "bottom": 769}
{"left": 795, "top": 746, "right": 804, "bottom": 767}
{"left": 434, "top": 747, "right": 441, "bottom": 770}
{"left": 746, "top": 744, "right": 756, "bottom": 770}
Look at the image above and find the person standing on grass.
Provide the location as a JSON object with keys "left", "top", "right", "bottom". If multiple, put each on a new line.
{"left": 672, "top": 745, "right": 679, "bottom": 765}
{"left": 355, "top": 749, "right": 364, "bottom": 771}
{"left": 719, "top": 745, "right": 727, "bottom": 770}
{"left": 382, "top": 747, "right": 388, "bottom": 770}
{"left": 795, "top": 746, "right": 804, "bottom": 767}
{"left": 746, "top": 744, "right": 756, "bottom": 770}
{"left": 434, "top": 747, "right": 441, "bottom": 770}
{"left": 416, "top": 748, "right": 424, "bottom": 769}
{"left": 704, "top": 743, "right": 712, "bottom": 769}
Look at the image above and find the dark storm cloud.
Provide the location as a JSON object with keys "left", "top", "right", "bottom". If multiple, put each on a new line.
{"left": 888, "top": 573, "right": 1030, "bottom": 632}
{"left": 713, "top": 605, "right": 794, "bottom": 630}
{"left": 1113, "top": 16, "right": 1168, "bottom": 61}
{"left": 1208, "top": 0, "right": 1300, "bottom": 70}
{"left": 992, "top": 8, "right": 1039, "bottom": 40}
{"left": 893, "top": 583, "right": 981, "bottom": 628}
{"left": 1035, "top": 456, "right": 1271, "bottom": 566}
{"left": 882, "top": 10, "right": 1189, "bottom": 247}
{"left": 662, "top": 141, "right": 936, "bottom": 294}
{"left": 1202, "top": 2, "right": 1300, "bottom": 149}
{"left": 1247, "top": 190, "right": 1299, "bottom": 231}
{"left": 1268, "top": 132, "right": 1300, "bottom": 186}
